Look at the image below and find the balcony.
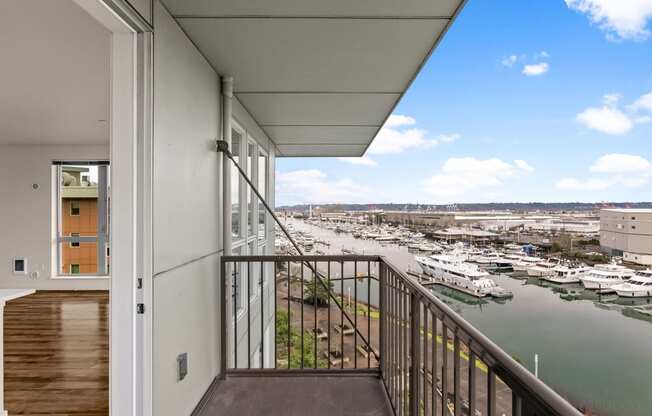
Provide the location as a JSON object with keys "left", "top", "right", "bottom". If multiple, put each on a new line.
{"left": 196, "top": 255, "right": 583, "bottom": 416}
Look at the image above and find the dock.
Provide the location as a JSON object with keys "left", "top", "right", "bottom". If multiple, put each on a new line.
{"left": 407, "top": 271, "right": 489, "bottom": 298}
{"left": 408, "top": 270, "right": 514, "bottom": 299}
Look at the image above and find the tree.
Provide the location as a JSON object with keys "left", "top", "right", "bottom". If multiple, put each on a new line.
{"left": 551, "top": 242, "right": 563, "bottom": 253}
{"left": 276, "top": 310, "right": 326, "bottom": 368}
{"left": 304, "top": 276, "right": 334, "bottom": 307}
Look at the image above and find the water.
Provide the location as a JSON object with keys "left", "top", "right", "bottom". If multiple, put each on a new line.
{"left": 288, "top": 220, "right": 652, "bottom": 416}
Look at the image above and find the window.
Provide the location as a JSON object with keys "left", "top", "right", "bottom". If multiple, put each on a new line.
{"left": 54, "top": 162, "right": 110, "bottom": 276}
{"left": 231, "top": 129, "right": 242, "bottom": 240}
{"left": 258, "top": 151, "right": 268, "bottom": 244}
{"left": 70, "top": 200, "right": 80, "bottom": 216}
{"left": 70, "top": 233, "right": 80, "bottom": 248}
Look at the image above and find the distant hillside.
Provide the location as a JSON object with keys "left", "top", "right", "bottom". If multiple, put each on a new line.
{"left": 275, "top": 202, "right": 652, "bottom": 213}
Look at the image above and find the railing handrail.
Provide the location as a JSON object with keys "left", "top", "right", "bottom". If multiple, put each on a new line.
{"left": 379, "top": 256, "right": 583, "bottom": 416}
{"left": 221, "top": 254, "right": 382, "bottom": 262}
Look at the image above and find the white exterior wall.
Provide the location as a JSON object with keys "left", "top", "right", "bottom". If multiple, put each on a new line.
{"left": 0, "top": 144, "right": 110, "bottom": 290}
{"left": 151, "top": 2, "right": 220, "bottom": 415}
{"left": 151, "top": 2, "right": 277, "bottom": 414}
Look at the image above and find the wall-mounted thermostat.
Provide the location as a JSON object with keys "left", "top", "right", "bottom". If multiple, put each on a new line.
{"left": 13, "top": 257, "right": 27, "bottom": 275}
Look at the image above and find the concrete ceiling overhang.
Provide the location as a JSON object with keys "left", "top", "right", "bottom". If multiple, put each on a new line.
{"left": 164, "top": 0, "right": 467, "bottom": 156}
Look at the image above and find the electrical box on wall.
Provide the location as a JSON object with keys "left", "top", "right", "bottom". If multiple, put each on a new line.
{"left": 177, "top": 353, "right": 188, "bottom": 381}
{"left": 13, "top": 257, "right": 27, "bottom": 275}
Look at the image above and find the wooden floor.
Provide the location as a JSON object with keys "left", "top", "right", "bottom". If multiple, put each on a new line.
{"left": 4, "top": 291, "right": 109, "bottom": 416}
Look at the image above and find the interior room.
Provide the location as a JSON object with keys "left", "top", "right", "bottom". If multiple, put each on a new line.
{"left": 0, "top": 0, "right": 111, "bottom": 413}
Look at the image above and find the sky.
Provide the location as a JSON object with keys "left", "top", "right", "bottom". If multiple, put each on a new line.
{"left": 276, "top": 0, "right": 652, "bottom": 206}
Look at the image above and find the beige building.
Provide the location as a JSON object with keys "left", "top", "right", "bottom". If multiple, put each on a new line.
{"left": 600, "top": 209, "right": 652, "bottom": 265}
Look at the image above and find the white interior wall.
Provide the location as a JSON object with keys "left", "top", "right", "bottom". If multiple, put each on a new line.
{"left": 151, "top": 2, "right": 221, "bottom": 415}
{"left": 0, "top": 144, "right": 110, "bottom": 290}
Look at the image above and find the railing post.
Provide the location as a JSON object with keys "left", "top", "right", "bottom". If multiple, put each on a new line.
{"left": 379, "top": 261, "right": 386, "bottom": 377}
{"left": 410, "top": 293, "right": 420, "bottom": 415}
{"left": 220, "top": 258, "right": 227, "bottom": 380}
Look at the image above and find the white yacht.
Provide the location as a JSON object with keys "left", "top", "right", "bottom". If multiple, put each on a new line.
{"left": 407, "top": 241, "right": 423, "bottom": 250}
{"left": 526, "top": 260, "right": 558, "bottom": 277}
{"left": 364, "top": 231, "right": 381, "bottom": 239}
{"left": 580, "top": 263, "right": 635, "bottom": 290}
{"left": 613, "top": 270, "right": 652, "bottom": 298}
{"left": 415, "top": 253, "right": 499, "bottom": 296}
{"left": 470, "top": 250, "right": 501, "bottom": 265}
{"left": 542, "top": 264, "right": 591, "bottom": 284}
{"left": 512, "top": 255, "right": 542, "bottom": 272}
{"left": 418, "top": 242, "right": 442, "bottom": 253}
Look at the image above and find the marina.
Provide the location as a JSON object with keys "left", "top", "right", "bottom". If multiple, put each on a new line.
{"left": 281, "top": 218, "right": 652, "bottom": 416}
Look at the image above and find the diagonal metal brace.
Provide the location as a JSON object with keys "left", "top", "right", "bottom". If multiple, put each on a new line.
{"left": 219, "top": 139, "right": 379, "bottom": 361}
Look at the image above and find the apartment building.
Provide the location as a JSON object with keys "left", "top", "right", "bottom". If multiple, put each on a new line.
{"left": 601, "top": 209, "right": 652, "bottom": 265}
{"left": 0, "top": 1, "right": 585, "bottom": 416}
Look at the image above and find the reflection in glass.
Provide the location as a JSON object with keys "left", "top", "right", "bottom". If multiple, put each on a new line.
{"left": 231, "top": 130, "right": 242, "bottom": 239}
{"left": 258, "top": 152, "right": 268, "bottom": 243}
{"left": 247, "top": 142, "right": 255, "bottom": 235}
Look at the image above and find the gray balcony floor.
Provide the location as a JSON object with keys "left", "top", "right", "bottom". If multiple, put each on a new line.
{"left": 197, "top": 375, "right": 394, "bottom": 416}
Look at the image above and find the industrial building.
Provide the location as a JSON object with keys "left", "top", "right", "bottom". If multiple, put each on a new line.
{"left": 600, "top": 209, "right": 652, "bottom": 266}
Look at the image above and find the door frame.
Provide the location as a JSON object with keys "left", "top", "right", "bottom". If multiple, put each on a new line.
{"left": 71, "top": 2, "right": 153, "bottom": 415}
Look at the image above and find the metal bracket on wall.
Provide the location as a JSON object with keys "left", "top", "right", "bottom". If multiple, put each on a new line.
{"left": 215, "top": 140, "right": 230, "bottom": 154}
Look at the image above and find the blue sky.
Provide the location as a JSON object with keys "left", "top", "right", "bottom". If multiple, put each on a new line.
{"left": 276, "top": 0, "right": 652, "bottom": 206}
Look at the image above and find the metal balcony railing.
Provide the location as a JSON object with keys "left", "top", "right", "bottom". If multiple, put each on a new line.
{"left": 219, "top": 254, "right": 583, "bottom": 416}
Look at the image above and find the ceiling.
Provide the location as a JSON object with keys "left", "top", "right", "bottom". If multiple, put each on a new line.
{"left": 0, "top": 0, "right": 110, "bottom": 145}
{"left": 165, "top": 0, "right": 466, "bottom": 156}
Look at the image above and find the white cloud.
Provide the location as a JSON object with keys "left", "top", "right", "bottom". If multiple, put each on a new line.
{"left": 514, "top": 159, "right": 535, "bottom": 172}
{"left": 369, "top": 127, "right": 435, "bottom": 154}
{"left": 522, "top": 62, "right": 550, "bottom": 76}
{"left": 565, "top": 0, "right": 652, "bottom": 41}
{"left": 590, "top": 153, "right": 652, "bottom": 173}
{"left": 368, "top": 114, "right": 439, "bottom": 155}
{"left": 602, "top": 92, "right": 623, "bottom": 106}
{"left": 556, "top": 153, "right": 652, "bottom": 191}
{"left": 276, "top": 169, "right": 374, "bottom": 205}
{"left": 502, "top": 53, "right": 551, "bottom": 76}
{"left": 336, "top": 156, "right": 377, "bottom": 167}
{"left": 576, "top": 105, "right": 633, "bottom": 134}
{"left": 632, "top": 91, "right": 652, "bottom": 112}
{"left": 555, "top": 178, "right": 611, "bottom": 191}
{"left": 501, "top": 55, "right": 518, "bottom": 67}
{"left": 438, "top": 133, "right": 461, "bottom": 143}
{"left": 576, "top": 91, "right": 652, "bottom": 134}
{"left": 423, "top": 158, "right": 534, "bottom": 198}
{"left": 383, "top": 114, "right": 416, "bottom": 128}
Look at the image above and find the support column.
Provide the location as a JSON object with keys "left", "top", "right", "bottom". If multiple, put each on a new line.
{"left": 222, "top": 76, "right": 233, "bottom": 256}
{"left": 220, "top": 76, "right": 233, "bottom": 378}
